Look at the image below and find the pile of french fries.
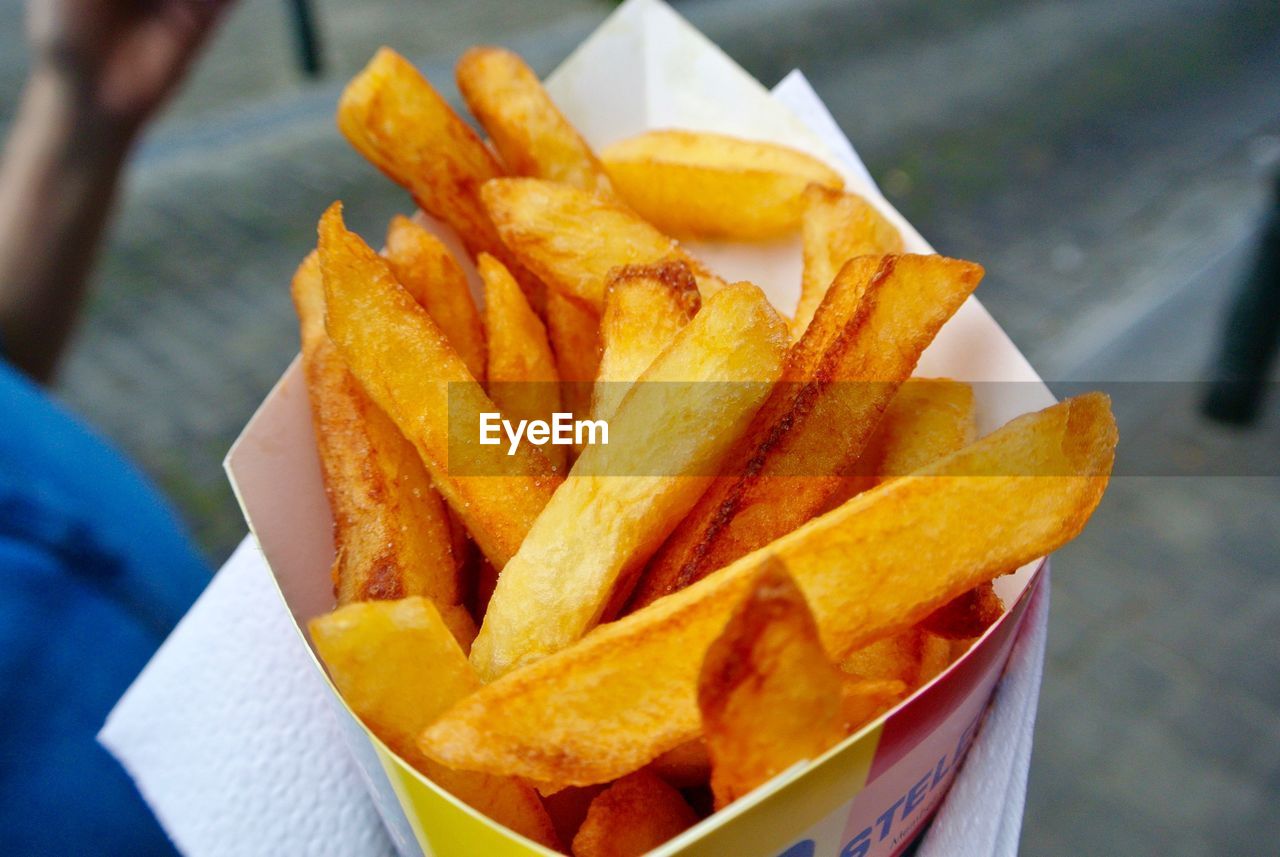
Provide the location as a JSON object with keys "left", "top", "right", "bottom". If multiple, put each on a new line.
{"left": 295, "top": 45, "right": 1117, "bottom": 855}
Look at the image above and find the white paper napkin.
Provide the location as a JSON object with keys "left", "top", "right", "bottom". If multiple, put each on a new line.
{"left": 99, "top": 538, "right": 395, "bottom": 857}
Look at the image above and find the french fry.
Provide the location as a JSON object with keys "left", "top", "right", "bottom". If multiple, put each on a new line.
{"left": 570, "top": 771, "right": 699, "bottom": 857}
{"left": 456, "top": 46, "right": 617, "bottom": 201}
{"left": 337, "top": 48, "right": 544, "bottom": 306}
{"left": 698, "top": 560, "right": 847, "bottom": 808}
{"left": 835, "top": 378, "right": 987, "bottom": 682}
{"left": 291, "top": 252, "right": 460, "bottom": 607}
{"left": 824, "top": 377, "right": 977, "bottom": 511}
{"left": 482, "top": 178, "right": 726, "bottom": 311}
{"left": 546, "top": 291, "right": 602, "bottom": 432}
{"left": 420, "top": 394, "right": 1116, "bottom": 785}
{"left": 647, "top": 740, "right": 711, "bottom": 790}
{"left": 542, "top": 785, "right": 607, "bottom": 849}
{"left": 840, "top": 630, "right": 953, "bottom": 691}
{"left": 308, "top": 598, "right": 559, "bottom": 849}
{"left": 872, "top": 378, "right": 977, "bottom": 482}
{"left": 470, "top": 283, "right": 787, "bottom": 680}
{"left": 384, "top": 214, "right": 486, "bottom": 382}
{"left": 591, "top": 260, "right": 701, "bottom": 424}
{"left": 453, "top": 44, "right": 616, "bottom": 433}
{"left": 629, "top": 255, "right": 983, "bottom": 610}
{"left": 318, "top": 203, "right": 561, "bottom": 568}
{"left": 918, "top": 582, "right": 1004, "bottom": 640}
{"left": 792, "top": 185, "right": 903, "bottom": 339}
{"left": 480, "top": 252, "right": 566, "bottom": 474}
{"left": 840, "top": 677, "right": 908, "bottom": 734}
{"left": 438, "top": 602, "right": 480, "bottom": 654}
{"left": 601, "top": 130, "right": 844, "bottom": 240}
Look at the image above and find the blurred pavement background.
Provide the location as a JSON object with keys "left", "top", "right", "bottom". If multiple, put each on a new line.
{"left": 1, "top": 0, "right": 1277, "bottom": 854}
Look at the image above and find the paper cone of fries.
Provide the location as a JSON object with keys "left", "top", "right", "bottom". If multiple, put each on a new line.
{"left": 208, "top": 1, "right": 1108, "bottom": 855}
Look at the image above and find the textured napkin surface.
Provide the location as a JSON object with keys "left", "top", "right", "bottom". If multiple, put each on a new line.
{"left": 99, "top": 538, "right": 394, "bottom": 857}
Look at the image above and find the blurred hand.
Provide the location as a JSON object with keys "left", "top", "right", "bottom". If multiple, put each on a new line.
{"left": 26, "top": 0, "right": 236, "bottom": 138}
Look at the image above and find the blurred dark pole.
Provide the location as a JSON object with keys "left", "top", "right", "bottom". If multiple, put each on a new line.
{"left": 1203, "top": 173, "right": 1280, "bottom": 425}
{"left": 287, "top": 0, "right": 323, "bottom": 78}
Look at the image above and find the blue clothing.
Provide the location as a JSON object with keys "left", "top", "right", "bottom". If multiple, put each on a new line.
{"left": 0, "top": 358, "right": 210, "bottom": 855}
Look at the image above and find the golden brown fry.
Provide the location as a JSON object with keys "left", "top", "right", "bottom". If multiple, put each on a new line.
{"left": 825, "top": 377, "right": 977, "bottom": 511}
{"left": 292, "top": 252, "right": 460, "bottom": 607}
{"left": 847, "top": 378, "right": 994, "bottom": 655}
{"left": 918, "top": 581, "right": 1004, "bottom": 640}
{"left": 602, "top": 130, "right": 844, "bottom": 240}
{"left": 470, "top": 283, "right": 787, "bottom": 680}
{"left": 839, "top": 677, "right": 908, "bottom": 734}
{"left": 420, "top": 394, "right": 1116, "bottom": 786}
{"left": 570, "top": 771, "right": 699, "bottom": 857}
{"left": 543, "top": 785, "right": 607, "bottom": 850}
{"left": 473, "top": 555, "right": 500, "bottom": 623}
{"left": 338, "top": 48, "right": 501, "bottom": 261}
{"left": 308, "top": 598, "right": 559, "bottom": 849}
{"left": 318, "top": 203, "right": 561, "bottom": 568}
{"left": 545, "top": 291, "right": 601, "bottom": 431}
{"left": 630, "top": 255, "right": 983, "bottom": 610}
{"left": 482, "top": 178, "right": 725, "bottom": 311}
{"left": 870, "top": 378, "right": 977, "bottom": 483}
{"left": 479, "top": 252, "right": 566, "bottom": 474}
{"left": 698, "top": 560, "right": 847, "bottom": 808}
{"left": 591, "top": 260, "right": 701, "bottom": 424}
{"left": 384, "top": 214, "right": 486, "bottom": 382}
{"left": 437, "top": 602, "right": 479, "bottom": 654}
{"left": 841, "top": 629, "right": 953, "bottom": 691}
{"left": 456, "top": 46, "right": 616, "bottom": 201}
{"left": 337, "top": 48, "right": 544, "bottom": 306}
{"left": 792, "top": 185, "right": 903, "bottom": 339}
{"left": 647, "top": 740, "right": 711, "bottom": 790}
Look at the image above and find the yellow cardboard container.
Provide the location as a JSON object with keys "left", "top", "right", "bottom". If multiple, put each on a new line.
{"left": 226, "top": 1, "right": 1056, "bottom": 854}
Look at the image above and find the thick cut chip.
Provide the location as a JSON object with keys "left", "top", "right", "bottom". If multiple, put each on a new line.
{"left": 456, "top": 46, "right": 616, "bottom": 201}
{"left": 543, "top": 785, "right": 607, "bottom": 849}
{"left": 292, "top": 252, "right": 459, "bottom": 607}
{"left": 337, "top": 48, "right": 543, "bottom": 306}
{"left": 480, "top": 253, "right": 566, "bottom": 474}
{"left": 470, "top": 283, "right": 787, "bottom": 680}
{"left": 318, "top": 203, "right": 561, "bottom": 568}
{"left": 918, "top": 581, "right": 1004, "bottom": 640}
{"left": 698, "top": 561, "right": 847, "bottom": 808}
{"left": 868, "top": 377, "right": 977, "bottom": 482}
{"left": 826, "top": 377, "right": 977, "bottom": 510}
{"left": 840, "top": 629, "right": 954, "bottom": 691}
{"left": 840, "top": 677, "right": 908, "bottom": 734}
{"left": 570, "top": 771, "right": 699, "bottom": 857}
{"left": 630, "top": 255, "right": 983, "bottom": 610}
{"left": 844, "top": 377, "right": 996, "bottom": 649}
{"left": 384, "top": 215, "right": 486, "bottom": 382}
{"left": 647, "top": 740, "right": 711, "bottom": 790}
{"left": 602, "top": 130, "right": 844, "bottom": 240}
{"left": 591, "top": 260, "right": 701, "bottom": 424}
{"left": 421, "top": 394, "right": 1116, "bottom": 785}
{"left": 792, "top": 185, "right": 903, "bottom": 339}
{"left": 482, "top": 178, "right": 725, "bottom": 311}
{"left": 545, "top": 291, "right": 601, "bottom": 432}
{"left": 308, "top": 598, "right": 559, "bottom": 848}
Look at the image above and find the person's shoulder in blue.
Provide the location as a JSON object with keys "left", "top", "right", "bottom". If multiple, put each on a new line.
{"left": 0, "top": 357, "right": 210, "bottom": 856}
